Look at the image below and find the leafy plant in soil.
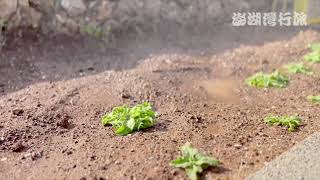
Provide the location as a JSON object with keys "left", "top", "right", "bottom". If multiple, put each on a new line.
{"left": 101, "top": 102, "right": 156, "bottom": 136}
{"left": 307, "top": 95, "right": 320, "bottom": 104}
{"left": 246, "top": 71, "right": 289, "bottom": 88}
{"left": 284, "top": 63, "right": 313, "bottom": 75}
{"left": 264, "top": 115, "right": 301, "bottom": 132}
{"left": 170, "top": 142, "right": 220, "bottom": 180}
{"left": 304, "top": 43, "right": 320, "bottom": 63}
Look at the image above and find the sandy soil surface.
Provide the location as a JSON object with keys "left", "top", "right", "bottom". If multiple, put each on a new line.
{"left": 1, "top": 26, "right": 320, "bottom": 180}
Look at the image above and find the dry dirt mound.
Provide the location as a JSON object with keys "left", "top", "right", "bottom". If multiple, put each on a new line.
{"left": 1, "top": 30, "right": 320, "bottom": 180}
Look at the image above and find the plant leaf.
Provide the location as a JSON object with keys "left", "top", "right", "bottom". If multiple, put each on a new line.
{"left": 101, "top": 102, "right": 156, "bottom": 136}
{"left": 170, "top": 143, "right": 220, "bottom": 180}
{"left": 310, "top": 43, "right": 320, "bottom": 51}
{"left": 284, "top": 63, "right": 313, "bottom": 75}
{"left": 264, "top": 115, "right": 301, "bottom": 132}
{"left": 307, "top": 95, "right": 320, "bottom": 104}
{"left": 170, "top": 157, "right": 193, "bottom": 168}
{"left": 246, "top": 71, "right": 289, "bottom": 88}
{"left": 304, "top": 43, "right": 320, "bottom": 63}
{"left": 115, "top": 125, "right": 132, "bottom": 136}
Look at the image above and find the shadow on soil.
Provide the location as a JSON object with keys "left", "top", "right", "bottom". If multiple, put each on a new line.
{"left": 201, "top": 166, "right": 231, "bottom": 179}
{"left": 0, "top": 25, "right": 306, "bottom": 96}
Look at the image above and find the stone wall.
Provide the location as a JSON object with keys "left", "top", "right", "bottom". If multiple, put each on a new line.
{"left": 0, "top": 0, "right": 269, "bottom": 40}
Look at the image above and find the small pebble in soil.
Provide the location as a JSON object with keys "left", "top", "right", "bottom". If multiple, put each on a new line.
{"left": 121, "top": 92, "right": 131, "bottom": 99}
{"left": 22, "top": 153, "right": 31, "bottom": 159}
{"left": 30, "top": 151, "right": 43, "bottom": 161}
{"left": 12, "top": 109, "right": 24, "bottom": 116}
{"left": 190, "top": 115, "right": 203, "bottom": 123}
{"left": 171, "top": 169, "right": 179, "bottom": 176}
{"left": 87, "top": 67, "right": 94, "bottom": 71}
{"left": 90, "top": 155, "right": 96, "bottom": 161}
{"left": 57, "top": 114, "right": 71, "bottom": 129}
{"left": 115, "top": 161, "right": 121, "bottom": 165}
{"left": 12, "top": 142, "right": 26, "bottom": 152}
{"left": 100, "top": 166, "right": 107, "bottom": 170}
{"left": 234, "top": 143, "right": 242, "bottom": 149}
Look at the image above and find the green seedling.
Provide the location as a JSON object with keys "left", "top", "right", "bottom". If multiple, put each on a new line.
{"left": 264, "top": 115, "right": 301, "bottom": 132}
{"left": 307, "top": 95, "right": 320, "bottom": 104}
{"left": 170, "top": 143, "right": 220, "bottom": 180}
{"left": 0, "top": 19, "right": 4, "bottom": 30}
{"left": 304, "top": 43, "right": 320, "bottom": 63}
{"left": 101, "top": 102, "right": 156, "bottom": 136}
{"left": 246, "top": 71, "right": 289, "bottom": 88}
{"left": 310, "top": 43, "right": 320, "bottom": 51}
{"left": 81, "top": 25, "right": 104, "bottom": 38}
{"left": 284, "top": 63, "right": 313, "bottom": 75}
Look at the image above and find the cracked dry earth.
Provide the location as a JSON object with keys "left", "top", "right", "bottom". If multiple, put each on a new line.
{"left": 1, "top": 29, "right": 320, "bottom": 180}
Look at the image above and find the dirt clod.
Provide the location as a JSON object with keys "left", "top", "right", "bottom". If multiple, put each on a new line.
{"left": 56, "top": 114, "right": 71, "bottom": 129}
{"left": 11, "top": 142, "right": 26, "bottom": 152}
{"left": 234, "top": 143, "right": 242, "bottom": 149}
{"left": 121, "top": 90, "right": 131, "bottom": 99}
{"left": 31, "top": 151, "right": 43, "bottom": 161}
{"left": 12, "top": 109, "right": 24, "bottom": 116}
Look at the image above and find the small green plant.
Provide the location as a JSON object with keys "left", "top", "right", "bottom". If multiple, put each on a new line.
{"left": 0, "top": 19, "right": 4, "bottom": 30}
{"left": 101, "top": 102, "right": 156, "bottom": 136}
{"left": 170, "top": 143, "right": 220, "bottom": 180}
{"left": 264, "top": 115, "right": 301, "bottom": 132}
{"left": 307, "top": 95, "right": 320, "bottom": 104}
{"left": 304, "top": 43, "right": 320, "bottom": 63}
{"left": 284, "top": 63, "right": 313, "bottom": 75}
{"left": 246, "top": 71, "right": 289, "bottom": 88}
{"left": 81, "top": 25, "right": 104, "bottom": 38}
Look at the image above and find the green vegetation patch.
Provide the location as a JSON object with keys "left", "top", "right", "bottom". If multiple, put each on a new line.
{"left": 170, "top": 143, "right": 220, "bottom": 180}
{"left": 81, "top": 25, "right": 104, "bottom": 38}
{"left": 284, "top": 63, "right": 313, "bottom": 75}
{"left": 264, "top": 115, "right": 301, "bottom": 132}
{"left": 307, "top": 95, "right": 320, "bottom": 104}
{"left": 304, "top": 43, "right": 320, "bottom": 63}
{"left": 246, "top": 71, "right": 289, "bottom": 88}
{"left": 101, "top": 102, "right": 156, "bottom": 136}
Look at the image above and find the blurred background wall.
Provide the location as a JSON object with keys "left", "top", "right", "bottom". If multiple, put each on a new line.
{"left": 0, "top": 0, "right": 318, "bottom": 40}
{"left": 0, "top": 0, "right": 268, "bottom": 37}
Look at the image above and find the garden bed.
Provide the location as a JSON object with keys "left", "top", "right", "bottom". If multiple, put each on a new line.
{"left": 1, "top": 28, "right": 320, "bottom": 179}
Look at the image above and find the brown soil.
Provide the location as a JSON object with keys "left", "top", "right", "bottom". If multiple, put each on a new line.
{"left": 1, "top": 26, "right": 320, "bottom": 180}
